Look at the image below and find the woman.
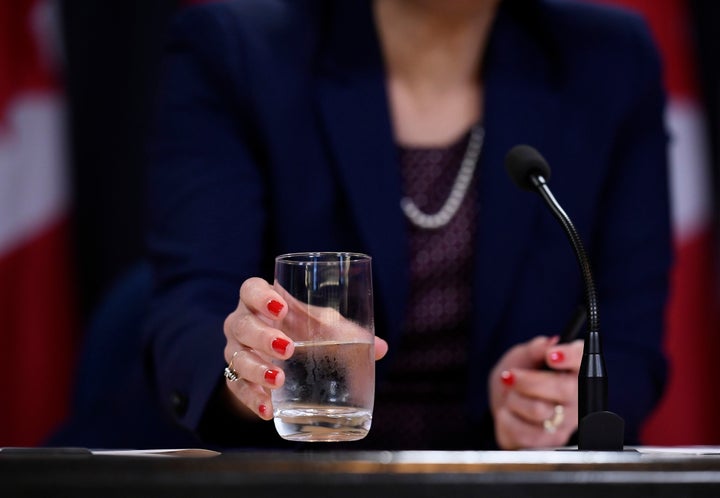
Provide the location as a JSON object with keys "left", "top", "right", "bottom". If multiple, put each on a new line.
{"left": 145, "top": 0, "right": 671, "bottom": 449}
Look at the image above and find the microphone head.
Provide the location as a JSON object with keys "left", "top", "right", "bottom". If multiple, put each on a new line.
{"left": 504, "top": 145, "right": 552, "bottom": 191}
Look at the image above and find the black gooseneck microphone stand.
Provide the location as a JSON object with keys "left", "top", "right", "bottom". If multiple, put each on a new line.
{"left": 506, "top": 145, "right": 625, "bottom": 451}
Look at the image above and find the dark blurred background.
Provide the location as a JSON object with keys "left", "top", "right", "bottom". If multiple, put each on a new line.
{"left": 60, "top": 0, "right": 180, "bottom": 318}
{"left": 691, "top": 0, "right": 720, "bottom": 194}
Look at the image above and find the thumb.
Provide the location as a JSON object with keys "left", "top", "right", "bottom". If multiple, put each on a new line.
{"left": 374, "top": 336, "right": 388, "bottom": 361}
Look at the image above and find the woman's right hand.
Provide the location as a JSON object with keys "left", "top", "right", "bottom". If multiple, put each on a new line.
{"left": 222, "top": 277, "right": 388, "bottom": 421}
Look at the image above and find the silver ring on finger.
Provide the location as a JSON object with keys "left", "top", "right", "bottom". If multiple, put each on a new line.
{"left": 543, "top": 404, "right": 564, "bottom": 433}
{"left": 224, "top": 351, "right": 239, "bottom": 382}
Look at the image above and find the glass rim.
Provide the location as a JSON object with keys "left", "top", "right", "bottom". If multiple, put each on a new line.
{"left": 275, "top": 251, "right": 371, "bottom": 265}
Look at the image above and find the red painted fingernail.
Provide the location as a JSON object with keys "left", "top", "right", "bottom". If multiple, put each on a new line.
{"left": 272, "top": 337, "right": 290, "bottom": 355}
{"left": 549, "top": 350, "right": 565, "bottom": 363}
{"left": 259, "top": 404, "right": 268, "bottom": 416}
{"left": 267, "top": 299, "right": 284, "bottom": 316}
{"left": 264, "top": 369, "right": 280, "bottom": 384}
{"left": 500, "top": 370, "right": 515, "bottom": 386}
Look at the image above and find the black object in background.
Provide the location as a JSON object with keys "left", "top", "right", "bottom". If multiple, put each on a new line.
{"left": 690, "top": 0, "right": 720, "bottom": 243}
{"left": 59, "top": 0, "right": 179, "bottom": 321}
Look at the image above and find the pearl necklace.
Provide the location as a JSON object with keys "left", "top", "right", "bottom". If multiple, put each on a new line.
{"left": 400, "top": 125, "right": 485, "bottom": 230}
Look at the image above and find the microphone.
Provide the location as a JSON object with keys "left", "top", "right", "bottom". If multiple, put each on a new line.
{"left": 505, "top": 145, "right": 624, "bottom": 451}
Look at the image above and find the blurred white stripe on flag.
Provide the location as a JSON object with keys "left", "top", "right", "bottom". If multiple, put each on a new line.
{"left": 0, "top": 94, "right": 67, "bottom": 254}
{"left": 0, "top": 0, "right": 77, "bottom": 446}
{"left": 667, "top": 98, "right": 712, "bottom": 242}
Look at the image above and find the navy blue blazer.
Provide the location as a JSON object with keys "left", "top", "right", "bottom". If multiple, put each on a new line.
{"left": 145, "top": 0, "right": 671, "bottom": 447}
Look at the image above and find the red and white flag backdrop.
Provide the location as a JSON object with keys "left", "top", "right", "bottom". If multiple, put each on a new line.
{"left": 0, "top": 0, "right": 77, "bottom": 446}
{"left": 593, "top": 0, "right": 720, "bottom": 444}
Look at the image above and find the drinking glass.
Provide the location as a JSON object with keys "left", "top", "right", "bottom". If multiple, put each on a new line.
{"left": 271, "top": 252, "right": 375, "bottom": 442}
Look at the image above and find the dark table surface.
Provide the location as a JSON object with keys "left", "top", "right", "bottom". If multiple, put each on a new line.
{"left": 3, "top": 447, "right": 720, "bottom": 497}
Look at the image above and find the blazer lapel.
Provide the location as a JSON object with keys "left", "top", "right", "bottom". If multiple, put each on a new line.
{"left": 314, "top": 1, "right": 408, "bottom": 345}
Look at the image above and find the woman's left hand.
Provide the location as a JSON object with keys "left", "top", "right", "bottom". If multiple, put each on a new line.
{"left": 489, "top": 336, "right": 584, "bottom": 449}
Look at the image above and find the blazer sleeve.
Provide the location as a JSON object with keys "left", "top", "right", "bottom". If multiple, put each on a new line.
{"left": 589, "top": 15, "right": 672, "bottom": 443}
{"left": 143, "top": 4, "right": 271, "bottom": 437}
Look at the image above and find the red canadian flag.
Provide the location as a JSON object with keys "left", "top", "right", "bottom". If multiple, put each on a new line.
{"left": 0, "top": 0, "right": 77, "bottom": 446}
{"left": 593, "top": 0, "right": 720, "bottom": 444}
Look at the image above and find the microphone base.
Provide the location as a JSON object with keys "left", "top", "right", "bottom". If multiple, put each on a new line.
{"left": 577, "top": 411, "right": 625, "bottom": 451}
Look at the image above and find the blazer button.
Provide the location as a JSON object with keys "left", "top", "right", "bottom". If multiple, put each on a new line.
{"left": 170, "top": 391, "right": 189, "bottom": 417}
